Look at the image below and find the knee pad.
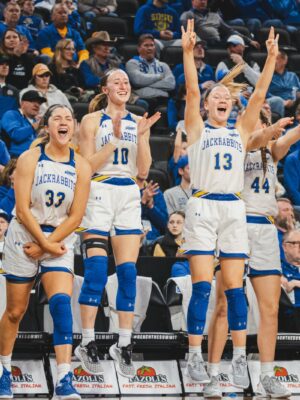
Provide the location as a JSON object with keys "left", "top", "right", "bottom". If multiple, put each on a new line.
{"left": 79, "top": 256, "right": 108, "bottom": 306}
{"left": 187, "top": 281, "right": 211, "bottom": 335}
{"left": 116, "top": 262, "right": 137, "bottom": 312}
{"left": 49, "top": 293, "right": 73, "bottom": 346}
{"left": 225, "top": 287, "right": 247, "bottom": 331}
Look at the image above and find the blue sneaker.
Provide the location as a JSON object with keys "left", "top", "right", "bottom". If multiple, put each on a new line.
{"left": 0, "top": 366, "right": 13, "bottom": 398}
{"left": 55, "top": 372, "right": 81, "bottom": 400}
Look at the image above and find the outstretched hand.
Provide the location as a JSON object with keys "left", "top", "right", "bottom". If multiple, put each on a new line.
{"left": 138, "top": 112, "right": 161, "bottom": 136}
{"left": 266, "top": 26, "right": 279, "bottom": 58}
{"left": 271, "top": 117, "right": 294, "bottom": 139}
{"left": 181, "top": 19, "right": 196, "bottom": 52}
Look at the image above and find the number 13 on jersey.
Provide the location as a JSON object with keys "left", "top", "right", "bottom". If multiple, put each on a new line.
{"left": 214, "top": 153, "right": 232, "bottom": 170}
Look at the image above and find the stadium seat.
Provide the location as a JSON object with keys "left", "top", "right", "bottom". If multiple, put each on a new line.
{"left": 161, "top": 46, "right": 183, "bottom": 67}
{"left": 73, "top": 102, "right": 89, "bottom": 122}
{"left": 116, "top": 0, "right": 138, "bottom": 16}
{"left": 127, "top": 103, "right": 146, "bottom": 116}
{"left": 93, "top": 16, "right": 128, "bottom": 39}
{"left": 246, "top": 51, "right": 267, "bottom": 70}
{"left": 288, "top": 53, "right": 300, "bottom": 75}
{"left": 147, "top": 167, "right": 170, "bottom": 191}
{"left": 255, "top": 27, "right": 292, "bottom": 48}
{"left": 117, "top": 42, "right": 138, "bottom": 62}
{"left": 149, "top": 135, "right": 173, "bottom": 161}
{"left": 152, "top": 105, "right": 169, "bottom": 135}
{"left": 205, "top": 48, "right": 228, "bottom": 68}
{"left": 230, "top": 25, "right": 251, "bottom": 37}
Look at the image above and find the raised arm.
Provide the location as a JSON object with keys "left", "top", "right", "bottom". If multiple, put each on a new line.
{"left": 271, "top": 123, "right": 300, "bottom": 161}
{"left": 182, "top": 19, "right": 204, "bottom": 146}
{"left": 237, "top": 27, "right": 279, "bottom": 142}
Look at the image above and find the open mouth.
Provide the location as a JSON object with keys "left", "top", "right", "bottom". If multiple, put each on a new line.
{"left": 58, "top": 127, "right": 68, "bottom": 136}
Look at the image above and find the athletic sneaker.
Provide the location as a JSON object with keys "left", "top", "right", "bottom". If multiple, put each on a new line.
{"left": 74, "top": 341, "right": 103, "bottom": 375}
{"left": 231, "top": 355, "right": 250, "bottom": 389}
{"left": 55, "top": 372, "right": 81, "bottom": 400}
{"left": 203, "top": 376, "right": 222, "bottom": 398}
{"left": 185, "top": 353, "right": 210, "bottom": 383}
{"left": 256, "top": 375, "right": 292, "bottom": 398}
{"left": 109, "top": 343, "right": 135, "bottom": 378}
{"left": 0, "top": 367, "right": 13, "bottom": 399}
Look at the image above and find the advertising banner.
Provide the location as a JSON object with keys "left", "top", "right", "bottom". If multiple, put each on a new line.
{"left": 117, "top": 360, "right": 182, "bottom": 395}
{"left": 180, "top": 360, "right": 243, "bottom": 394}
{"left": 50, "top": 358, "right": 119, "bottom": 395}
{"left": 11, "top": 360, "right": 48, "bottom": 395}
{"left": 248, "top": 360, "right": 300, "bottom": 394}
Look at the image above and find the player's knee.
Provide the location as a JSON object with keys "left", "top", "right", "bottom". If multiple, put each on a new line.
{"left": 79, "top": 255, "right": 108, "bottom": 306}
{"left": 225, "top": 287, "right": 247, "bottom": 331}
{"left": 49, "top": 293, "right": 73, "bottom": 346}
{"left": 260, "top": 301, "right": 279, "bottom": 321}
{"left": 6, "top": 305, "right": 27, "bottom": 324}
{"left": 215, "top": 299, "right": 228, "bottom": 319}
{"left": 116, "top": 262, "right": 137, "bottom": 312}
{"left": 187, "top": 281, "right": 211, "bottom": 335}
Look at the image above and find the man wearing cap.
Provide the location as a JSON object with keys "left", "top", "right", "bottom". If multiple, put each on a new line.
{"left": 180, "top": 0, "right": 259, "bottom": 48}
{"left": 0, "top": 54, "right": 18, "bottom": 121}
{"left": 126, "top": 33, "right": 175, "bottom": 112}
{"left": 173, "top": 37, "right": 214, "bottom": 91}
{"left": 1, "top": 90, "right": 45, "bottom": 157}
{"left": 37, "top": 3, "right": 88, "bottom": 62}
{"left": 215, "top": 34, "right": 260, "bottom": 88}
{"left": 80, "top": 31, "right": 122, "bottom": 89}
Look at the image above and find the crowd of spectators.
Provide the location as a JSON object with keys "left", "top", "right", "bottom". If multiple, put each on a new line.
{"left": 0, "top": 0, "right": 300, "bottom": 331}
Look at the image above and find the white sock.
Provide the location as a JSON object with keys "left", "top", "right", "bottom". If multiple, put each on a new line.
{"left": 81, "top": 328, "right": 95, "bottom": 347}
{"left": 233, "top": 346, "right": 246, "bottom": 361}
{"left": 188, "top": 345, "right": 203, "bottom": 361}
{"left": 0, "top": 354, "right": 12, "bottom": 372}
{"left": 57, "top": 363, "right": 71, "bottom": 382}
{"left": 261, "top": 362, "right": 273, "bottom": 379}
{"left": 118, "top": 328, "right": 132, "bottom": 348}
{"left": 207, "top": 362, "right": 220, "bottom": 377}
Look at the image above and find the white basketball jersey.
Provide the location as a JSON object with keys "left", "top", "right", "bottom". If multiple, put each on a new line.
{"left": 243, "top": 150, "right": 278, "bottom": 217}
{"left": 95, "top": 111, "right": 138, "bottom": 177}
{"left": 30, "top": 145, "right": 77, "bottom": 226}
{"left": 188, "top": 124, "right": 245, "bottom": 193}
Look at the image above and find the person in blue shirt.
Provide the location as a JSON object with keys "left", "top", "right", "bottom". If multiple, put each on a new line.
{"left": 134, "top": 0, "right": 181, "bottom": 55}
{"left": 275, "top": 198, "right": 296, "bottom": 262}
{"left": 0, "top": 2, "right": 35, "bottom": 50}
{"left": 0, "top": 158, "right": 16, "bottom": 219}
{"left": 19, "top": 0, "right": 44, "bottom": 41}
{"left": 0, "top": 54, "right": 18, "bottom": 121}
{"left": 1, "top": 90, "right": 46, "bottom": 158}
{"left": 284, "top": 147, "right": 300, "bottom": 206}
{"left": 0, "top": 140, "right": 10, "bottom": 171}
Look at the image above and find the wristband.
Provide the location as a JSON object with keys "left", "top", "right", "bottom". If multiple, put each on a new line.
{"left": 110, "top": 136, "right": 121, "bottom": 146}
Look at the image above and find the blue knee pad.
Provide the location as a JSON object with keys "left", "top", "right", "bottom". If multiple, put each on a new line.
{"left": 225, "top": 287, "right": 247, "bottom": 331}
{"left": 49, "top": 293, "right": 73, "bottom": 346}
{"left": 116, "top": 262, "right": 137, "bottom": 312}
{"left": 187, "top": 281, "right": 211, "bottom": 335}
{"left": 79, "top": 256, "right": 108, "bottom": 306}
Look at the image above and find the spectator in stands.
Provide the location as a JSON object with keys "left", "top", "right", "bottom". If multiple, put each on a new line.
{"left": 0, "top": 209, "right": 9, "bottom": 256}
{"left": 284, "top": 140, "right": 300, "bottom": 206}
{"left": 164, "top": 155, "right": 191, "bottom": 214}
{"left": 60, "top": 0, "right": 81, "bottom": 32}
{"left": 0, "top": 159, "right": 16, "bottom": 219}
{"left": 167, "top": 84, "right": 187, "bottom": 131}
{"left": 138, "top": 177, "right": 168, "bottom": 244}
{"left": 134, "top": 0, "right": 181, "bottom": 54}
{"left": 215, "top": 35, "right": 260, "bottom": 88}
{"left": 78, "top": 0, "right": 117, "bottom": 20}
{"left": 34, "top": 0, "right": 56, "bottom": 22}
{"left": 0, "top": 140, "right": 10, "bottom": 171}
{"left": 180, "top": 0, "right": 260, "bottom": 48}
{"left": 0, "top": 54, "right": 18, "bottom": 120}
{"left": 173, "top": 37, "right": 214, "bottom": 91}
{"left": 0, "top": 2, "right": 34, "bottom": 49}
{"left": 49, "top": 39, "right": 85, "bottom": 103}
{"left": 1, "top": 90, "right": 45, "bottom": 157}
{"left": 275, "top": 198, "right": 296, "bottom": 261}
{"left": 1, "top": 28, "right": 36, "bottom": 90}
{"left": 153, "top": 210, "right": 185, "bottom": 256}
{"left": 37, "top": 3, "right": 88, "bottom": 63}
{"left": 21, "top": 63, "right": 72, "bottom": 116}
{"left": 268, "top": 50, "right": 300, "bottom": 117}
{"left": 168, "top": 131, "right": 188, "bottom": 185}
{"left": 126, "top": 33, "right": 176, "bottom": 113}
{"left": 19, "top": 0, "right": 44, "bottom": 41}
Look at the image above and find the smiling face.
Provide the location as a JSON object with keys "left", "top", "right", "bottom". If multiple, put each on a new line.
{"left": 103, "top": 70, "right": 131, "bottom": 105}
{"left": 205, "top": 85, "right": 233, "bottom": 126}
{"left": 47, "top": 107, "right": 74, "bottom": 147}
{"left": 62, "top": 41, "right": 75, "bottom": 61}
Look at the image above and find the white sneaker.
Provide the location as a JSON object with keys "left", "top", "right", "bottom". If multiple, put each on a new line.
{"left": 256, "top": 375, "right": 292, "bottom": 398}
{"left": 109, "top": 343, "right": 135, "bottom": 378}
{"left": 231, "top": 355, "right": 250, "bottom": 389}
{"left": 185, "top": 353, "right": 210, "bottom": 383}
{"left": 74, "top": 341, "right": 103, "bottom": 375}
{"left": 204, "top": 376, "right": 222, "bottom": 398}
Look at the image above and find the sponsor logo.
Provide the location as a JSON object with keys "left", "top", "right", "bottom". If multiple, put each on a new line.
{"left": 65, "top": 170, "right": 76, "bottom": 177}
{"left": 73, "top": 365, "right": 104, "bottom": 383}
{"left": 129, "top": 366, "right": 167, "bottom": 383}
{"left": 11, "top": 366, "right": 33, "bottom": 383}
{"left": 228, "top": 133, "right": 239, "bottom": 138}
{"left": 274, "top": 366, "right": 299, "bottom": 383}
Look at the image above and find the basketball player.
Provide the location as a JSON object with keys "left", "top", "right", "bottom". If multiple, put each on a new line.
{"left": 0, "top": 105, "right": 91, "bottom": 399}
{"left": 74, "top": 69, "right": 160, "bottom": 378}
{"left": 204, "top": 111, "right": 300, "bottom": 398}
{"left": 180, "top": 20, "right": 279, "bottom": 388}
